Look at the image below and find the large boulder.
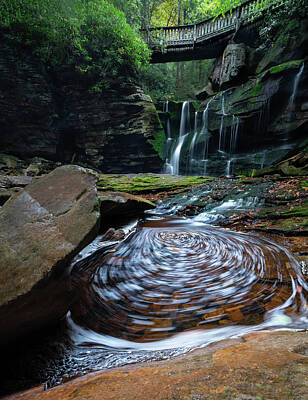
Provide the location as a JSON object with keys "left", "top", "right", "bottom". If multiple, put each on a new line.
{"left": 211, "top": 43, "right": 247, "bottom": 90}
{"left": 0, "top": 165, "right": 100, "bottom": 343}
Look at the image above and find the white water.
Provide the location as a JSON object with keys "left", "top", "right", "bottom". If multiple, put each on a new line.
{"left": 187, "top": 111, "right": 199, "bottom": 174}
{"left": 163, "top": 101, "right": 173, "bottom": 173}
{"left": 287, "top": 63, "right": 305, "bottom": 118}
{"left": 218, "top": 93, "right": 227, "bottom": 151}
{"left": 187, "top": 96, "right": 216, "bottom": 175}
{"left": 169, "top": 101, "right": 190, "bottom": 175}
{"left": 226, "top": 159, "right": 232, "bottom": 177}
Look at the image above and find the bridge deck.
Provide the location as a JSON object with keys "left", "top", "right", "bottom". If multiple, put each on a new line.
{"left": 142, "top": 0, "right": 286, "bottom": 63}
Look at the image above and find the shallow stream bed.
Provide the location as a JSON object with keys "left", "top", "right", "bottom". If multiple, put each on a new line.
{"left": 1, "top": 192, "right": 308, "bottom": 397}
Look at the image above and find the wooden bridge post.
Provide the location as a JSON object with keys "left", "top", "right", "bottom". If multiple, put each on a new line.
{"left": 235, "top": 6, "right": 241, "bottom": 31}
{"left": 193, "top": 24, "right": 197, "bottom": 46}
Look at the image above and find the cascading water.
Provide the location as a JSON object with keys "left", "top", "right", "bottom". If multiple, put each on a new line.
{"left": 230, "top": 115, "right": 240, "bottom": 154}
{"left": 187, "top": 96, "right": 218, "bottom": 175}
{"left": 285, "top": 62, "right": 305, "bottom": 141}
{"left": 225, "top": 159, "right": 233, "bottom": 177}
{"left": 162, "top": 101, "right": 173, "bottom": 174}
{"left": 225, "top": 115, "right": 240, "bottom": 176}
{"left": 218, "top": 93, "right": 227, "bottom": 152}
{"left": 169, "top": 101, "right": 190, "bottom": 175}
{"left": 287, "top": 62, "right": 305, "bottom": 118}
{"left": 187, "top": 111, "right": 199, "bottom": 174}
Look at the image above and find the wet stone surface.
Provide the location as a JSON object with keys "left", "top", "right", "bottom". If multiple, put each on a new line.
{"left": 1, "top": 175, "right": 307, "bottom": 397}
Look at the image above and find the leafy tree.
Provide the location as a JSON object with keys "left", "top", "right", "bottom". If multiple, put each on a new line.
{"left": 0, "top": 0, "right": 150, "bottom": 89}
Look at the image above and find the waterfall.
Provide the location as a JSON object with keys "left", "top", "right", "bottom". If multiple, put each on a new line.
{"left": 230, "top": 116, "right": 240, "bottom": 154}
{"left": 163, "top": 100, "right": 174, "bottom": 173}
{"left": 224, "top": 116, "right": 240, "bottom": 177}
{"left": 287, "top": 63, "right": 304, "bottom": 118}
{"left": 187, "top": 96, "right": 216, "bottom": 175}
{"left": 200, "top": 105, "right": 210, "bottom": 173}
{"left": 226, "top": 159, "right": 233, "bottom": 177}
{"left": 169, "top": 101, "right": 190, "bottom": 175}
{"left": 187, "top": 112, "right": 199, "bottom": 174}
{"left": 218, "top": 94, "right": 227, "bottom": 152}
{"left": 163, "top": 92, "right": 242, "bottom": 177}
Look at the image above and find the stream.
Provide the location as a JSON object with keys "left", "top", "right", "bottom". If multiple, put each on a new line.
{"left": 2, "top": 195, "right": 307, "bottom": 395}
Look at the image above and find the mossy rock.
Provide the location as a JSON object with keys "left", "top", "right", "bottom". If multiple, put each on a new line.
{"left": 279, "top": 163, "right": 307, "bottom": 177}
{"left": 149, "top": 128, "right": 166, "bottom": 160}
{"left": 97, "top": 174, "right": 213, "bottom": 194}
{"left": 268, "top": 59, "right": 305, "bottom": 75}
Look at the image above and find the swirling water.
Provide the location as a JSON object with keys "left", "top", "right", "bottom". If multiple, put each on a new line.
{"left": 70, "top": 218, "right": 307, "bottom": 343}
{"left": 3, "top": 207, "right": 307, "bottom": 394}
{"left": 62, "top": 214, "right": 308, "bottom": 381}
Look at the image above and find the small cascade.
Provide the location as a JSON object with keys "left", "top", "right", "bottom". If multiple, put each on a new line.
{"left": 169, "top": 101, "right": 191, "bottom": 175}
{"left": 187, "top": 97, "right": 215, "bottom": 175}
{"left": 200, "top": 102, "right": 210, "bottom": 169}
{"left": 217, "top": 93, "right": 240, "bottom": 177}
{"left": 163, "top": 101, "right": 173, "bottom": 173}
{"left": 230, "top": 116, "right": 240, "bottom": 154}
{"left": 226, "top": 159, "right": 233, "bottom": 177}
{"left": 287, "top": 62, "right": 305, "bottom": 119}
{"left": 257, "top": 99, "right": 271, "bottom": 133}
{"left": 218, "top": 94, "right": 227, "bottom": 152}
{"left": 163, "top": 92, "right": 242, "bottom": 177}
{"left": 187, "top": 112, "right": 199, "bottom": 174}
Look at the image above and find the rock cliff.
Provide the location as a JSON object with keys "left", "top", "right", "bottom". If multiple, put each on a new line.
{"left": 160, "top": 18, "right": 308, "bottom": 176}
{"left": 0, "top": 38, "right": 164, "bottom": 173}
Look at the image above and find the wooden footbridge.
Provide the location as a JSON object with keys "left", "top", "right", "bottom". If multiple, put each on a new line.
{"left": 142, "top": 0, "right": 287, "bottom": 63}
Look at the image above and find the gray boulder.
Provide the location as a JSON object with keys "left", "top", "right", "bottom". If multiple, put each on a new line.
{"left": 0, "top": 165, "right": 100, "bottom": 343}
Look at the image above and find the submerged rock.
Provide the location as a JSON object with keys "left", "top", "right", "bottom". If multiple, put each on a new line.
{"left": 101, "top": 227, "right": 126, "bottom": 242}
{"left": 0, "top": 165, "right": 100, "bottom": 344}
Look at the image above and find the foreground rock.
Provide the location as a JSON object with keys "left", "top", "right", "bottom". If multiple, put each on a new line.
{"left": 0, "top": 165, "right": 100, "bottom": 344}
{"left": 6, "top": 331, "right": 308, "bottom": 400}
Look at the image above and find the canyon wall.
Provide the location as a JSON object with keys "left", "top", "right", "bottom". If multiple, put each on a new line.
{"left": 0, "top": 38, "right": 164, "bottom": 174}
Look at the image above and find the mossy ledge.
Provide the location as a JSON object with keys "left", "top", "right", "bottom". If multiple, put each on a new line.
{"left": 97, "top": 174, "right": 213, "bottom": 194}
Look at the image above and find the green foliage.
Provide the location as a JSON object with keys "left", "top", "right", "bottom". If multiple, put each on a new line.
{"left": 260, "top": 0, "right": 308, "bottom": 47}
{"left": 0, "top": 0, "right": 150, "bottom": 85}
{"left": 142, "top": 59, "right": 214, "bottom": 102}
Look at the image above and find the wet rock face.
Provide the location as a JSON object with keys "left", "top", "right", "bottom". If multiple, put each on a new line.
{"left": 0, "top": 165, "right": 100, "bottom": 344}
{"left": 0, "top": 39, "right": 162, "bottom": 173}
{"left": 211, "top": 43, "right": 247, "bottom": 90}
{"left": 0, "top": 40, "right": 56, "bottom": 160}
{"left": 194, "top": 61, "right": 308, "bottom": 176}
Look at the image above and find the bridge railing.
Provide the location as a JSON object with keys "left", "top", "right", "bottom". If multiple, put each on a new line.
{"left": 142, "top": 0, "right": 286, "bottom": 49}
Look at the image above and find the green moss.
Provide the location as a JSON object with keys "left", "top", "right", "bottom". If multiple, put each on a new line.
{"left": 280, "top": 201, "right": 308, "bottom": 218}
{"left": 149, "top": 129, "right": 166, "bottom": 160}
{"left": 250, "top": 79, "right": 262, "bottom": 98}
{"left": 281, "top": 218, "right": 308, "bottom": 230}
{"left": 97, "top": 174, "right": 213, "bottom": 194}
{"left": 269, "top": 59, "right": 304, "bottom": 75}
